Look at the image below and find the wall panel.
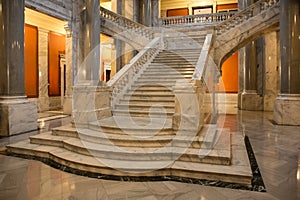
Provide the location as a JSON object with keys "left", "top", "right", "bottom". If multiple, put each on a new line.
{"left": 48, "top": 32, "right": 66, "bottom": 96}
{"left": 25, "top": 24, "right": 38, "bottom": 98}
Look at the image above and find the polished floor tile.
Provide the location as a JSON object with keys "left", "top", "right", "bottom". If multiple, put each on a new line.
{"left": 0, "top": 110, "right": 300, "bottom": 199}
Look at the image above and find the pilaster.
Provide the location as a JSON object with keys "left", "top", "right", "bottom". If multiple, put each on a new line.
{"left": 37, "top": 28, "right": 50, "bottom": 112}
{"left": 63, "top": 23, "right": 73, "bottom": 114}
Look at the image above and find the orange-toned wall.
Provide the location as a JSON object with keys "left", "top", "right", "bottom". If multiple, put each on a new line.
{"left": 24, "top": 24, "right": 38, "bottom": 98}
{"left": 216, "top": 3, "right": 238, "bottom": 11}
{"left": 167, "top": 8, "right": 189, "bottom": 17}
{"left": 221, "top": 52, "right": 238, "bottom": 93}
{"left": 48, "top": 32, "right": 66, "bottom": 96}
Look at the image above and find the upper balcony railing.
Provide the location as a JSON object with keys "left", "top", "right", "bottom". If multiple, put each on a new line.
{"left": 215, "top": 0, "right": 280, "bottom": 35}
{"left": 160, "top": 12, "right": 236, "bottom": 27}
{"left": 100, "top": 6, "right": 154, "bottom": 40}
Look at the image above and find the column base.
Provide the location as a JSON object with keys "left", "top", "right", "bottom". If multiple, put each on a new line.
{"left": 0, "top": 96, "right": 38, "bottom": 136}
{"left": 38, "top": 96, "right": 49, "bottom": 112}
{"left": 274, "top": 94, "right": 300, "bottom": 126}
{"left": 63, "top": 95, "right": 72, "bottom": 115}
{"left": 73, "top": 85, "right": 112, "bottom": 126}
{"left": 239, "top": 91, "right": 263, "bottom": 111}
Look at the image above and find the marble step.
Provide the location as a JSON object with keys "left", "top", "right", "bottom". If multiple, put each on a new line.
{"left": 115, "top": 104, "right": 175, "bottom": 112}
{"left": 126, "top": 89, "right": 174, "bottom": 95}
{"left": 138, "top": 75, "right": 192, "bottom": 80}
{"left": 142, "top": 71, "right": 194, "bottom": 76}
{"left": 151, "top": 60, "right": 197, "bottom": 64}
{"left": 49, "top": 123, "right": 227, "bottom": 150}
{"left": 119, "top": 100, "right": 174, "bottom": 107}
{"left": 153, "top": 55, "right": 199, "bottom": 59}
{"left": 147, "top": 64, "right": 196, "bottom": 68}
{"left": 134, "top": 80, "right": 177, "bottom": 85}
{"left": 120, "top": 96, "right": 174, "bottom": 102}
{"left": 128, "top": 86, "right": 174, "bottom": 92}
{"left": 112, "top": 109, "right": 174, "bottom": 118}
{"left": 89, "top": 116, "right": 174, "bottom": 136}
{"left": 154, "top": 55, "right": 199, "bottom": 59}
{"left": 6, "top": 130, "right": 252, "bottom": 185}
{"left": 52, "top": 125, "right": 213, "bottom": 148}
{"left": 160, "top": 51, "right": 201, "bottom": 55}
{"left": 160, "top": 49, "right": 201, "bottom": 53}
{"left": 149, "top": 62, "right": 196, "bottom": 66}
{"left": 163, "top": 35, "right": 206, "bottom": 40}
{"left": 28, "top": 132, "right": 230, "bottom": 165}
{"left": 121, "top": 95, "right": 174, "bottom": 102}
{"left": 30, "top": 125, "right": 231, "bottom": 165}
{"left": 123, "top": 92, "right": 174, "bottom": 98}
{"left": 132, "top": 83, "right": 175, "bottom": 87}
{"left": 144, "top": 68, "right": 195, "bottom": 73}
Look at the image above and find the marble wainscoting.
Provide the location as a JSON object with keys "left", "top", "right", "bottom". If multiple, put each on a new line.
{"left": 0, "top": 97, "right": 37, "bottom": 136}
{"left": 49, "top": 96, "right": 62, "bottom": 111}
{"left": 274, "top": 95, "right": 300, "bottom": 126}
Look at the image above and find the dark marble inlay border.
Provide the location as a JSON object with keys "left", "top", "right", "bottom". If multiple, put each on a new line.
{"left": 6, "top": 136, "right": 265, "bottom": 192}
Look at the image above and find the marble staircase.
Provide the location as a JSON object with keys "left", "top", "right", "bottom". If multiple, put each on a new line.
{"left": 7, "top": 118, "right": 252, "bottom": 185}
{"left": 6, "top": 44, "right": 253, "bottom": 186}
{"left": 112, "top": 49, "right": 201, "bottom": 118}
{"left": 6, "top": 11, "right": 254, "bottom": 187}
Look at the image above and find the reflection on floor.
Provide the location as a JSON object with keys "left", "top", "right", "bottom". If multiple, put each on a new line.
{"left": 0, "top": 111, "right": 300, "bottom": 200}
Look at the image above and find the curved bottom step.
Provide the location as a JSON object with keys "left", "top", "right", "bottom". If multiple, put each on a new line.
{"left": 6, "top": 131, "right": 252, "bottom": 186}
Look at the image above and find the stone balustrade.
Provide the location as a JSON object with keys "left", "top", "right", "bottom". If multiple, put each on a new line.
{"left": 160, "top": 12, "right": 236, "bottom": 27}
{"left": 100, "top": 6, "right": 154, "bottom": 40}
{"left": 215, "top": 0, "right": 280, "bottom": 35}
{"left": 107, "top": 37, "right": 164, "bottom": 109}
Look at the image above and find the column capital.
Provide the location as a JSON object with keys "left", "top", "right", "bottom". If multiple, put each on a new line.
{"left": 64, "top": 22, "right": 72, "bottom": 38}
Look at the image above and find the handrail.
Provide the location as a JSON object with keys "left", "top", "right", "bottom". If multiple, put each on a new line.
{"left": 100, "top": 6, "right": 154, "bottom": 40}
{"left": 160, "top": 12, "right": 236, "bottom": 26}
{"left": 107, "top": 37, "right": 164, "bottom": 108}
{"left": 192, "top": 34, "right": 213, "bottom": 80}
{"left": 215, "top": 0, "right": 280, "bottom": 35}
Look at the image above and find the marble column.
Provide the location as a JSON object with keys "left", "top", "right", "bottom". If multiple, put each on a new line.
{"left": 238, "top": 0, "right": 263, "bottom": 111}
{"left": 151, "top": 0, "right": 159, "bottom": 27}
{"left": 274, "top": 0, "right": 300, "bottom": 125}
{"left": 0, "top": 0, "right": 37, "bottom": 136}
{"left": 143, "top": 0, "right": 151, "bottom": 26}
{"left": 38, "top": 28, "right": 50, "bottom": 112}
{"left": 85, "top": 0, "right": 100, "bottom": 83}
{"left": 63, "top": 24, "right": 73, "bottom": 114}
{"left": 133, "top": 0, "right": 141, "bottom": 23}
{"left": 264, "top": 32, "right": 279, "bottom": 111}
{"left": 238, "top": 0, "right": 247, "bottom": 109}
{"left": 115, "top": 0, "right": 125, "bottom": 72}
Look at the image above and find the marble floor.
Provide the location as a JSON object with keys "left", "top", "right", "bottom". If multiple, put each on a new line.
{"left": 0, "top": 111, "right": 300, "bottom": 200}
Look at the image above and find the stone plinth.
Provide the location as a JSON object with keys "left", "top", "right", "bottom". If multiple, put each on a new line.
{"left": 274, "top": 95, "right": 300, "bottom": 126}
{"left": 172, "top": 80, "right": 204, "bottom": 132}
{"left": 0, "top": 97, "right": 37, "bottom": 136}
{"left": 73, "top": 83, "right": 112, "bottom": 126}
{"left": 240, "top": 91, "right": 263, "bottom": 111}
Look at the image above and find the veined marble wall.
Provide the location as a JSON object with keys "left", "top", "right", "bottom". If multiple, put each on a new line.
{"left": 64, "top": 26, "right": 73, "bottom": 114}
{"left": 38, "top": 29, "right": 50, "bottom": 112}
